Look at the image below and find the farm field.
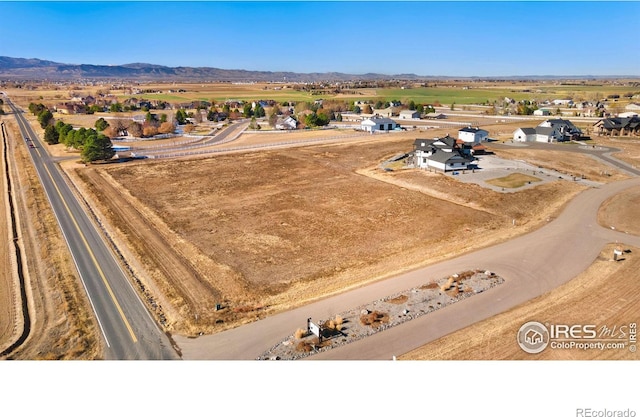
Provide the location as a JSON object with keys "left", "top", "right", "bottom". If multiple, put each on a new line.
{"left": 3, "top": 79, "right": 638, "bottom": 110}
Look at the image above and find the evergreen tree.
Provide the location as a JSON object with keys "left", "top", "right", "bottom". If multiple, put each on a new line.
{"left": 44, "top": 125, "right": 59, "bottom": 145}
{"left": 37, "top": 109, "right": 54, "bottom": 128}
{"left": 81, "top": 134, "right": 115, "bottom": 163}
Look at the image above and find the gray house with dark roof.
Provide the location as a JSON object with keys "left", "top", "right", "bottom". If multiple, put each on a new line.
{"left": 593, "top": 116, "right": 640, "bottom": 136}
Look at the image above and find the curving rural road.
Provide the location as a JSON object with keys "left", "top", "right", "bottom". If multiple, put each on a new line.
{"left": 4, "top": 96, "right": 178, "bottom": 360}
{"left": 174, "top": 143, "right": 640, "bottom": 360}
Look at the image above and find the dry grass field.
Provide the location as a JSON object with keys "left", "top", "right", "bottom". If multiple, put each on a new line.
{"left": 486, "top": 173, "right": 542, "bottom": 188}
{"left": 65, "top": 127, "right": 596, "bottom": 337}
{"left": 400, "top": 243, "right": 639, "bottom": 360}
{"left": 598, "top": 185, "right": 640, "bottom": 236}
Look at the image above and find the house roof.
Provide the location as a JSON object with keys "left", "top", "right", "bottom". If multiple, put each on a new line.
{"left": 517, "top": 128, "right": 536, "bottom": 135}
{"left": 437, "top": 135, "right": 458, "bottom": 148}
{"left": 414, "top": 138, "right": 437, "bottom": 148}
{"left": 459, "top": 127, "right": 488, "bottom": 134}
{"left": 597, "top": 116, "right": 640, "bottom": 130}
{"left": 428, "top": 150, "right": 473, "bottom": 164}
{"left": 535, "top": 126, "right": 555, "bottom": 136}
{"left": 362, "top": 117, "right": 395, "bottom": 125}
{"left": 542, "top": 118, "right": 581, "bottom": 132}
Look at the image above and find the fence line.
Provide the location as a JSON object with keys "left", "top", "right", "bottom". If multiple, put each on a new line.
{"left": 144, "top": 132, "right": 370, "bottom": 159}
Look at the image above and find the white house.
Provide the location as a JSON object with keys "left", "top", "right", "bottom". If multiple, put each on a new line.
{"left": 552, "top": 99, "right": 574, "bottom": 106}
{"left": 534, "top": 108, "right": 551, "bottom": 116}
{"left": 399, "top": 110, "right": 420, "bottom": 120}
{"left": 361, "top": 117, "right": 398, "bottom": 133}
{"left": 513, "top": 127, "right": 537, "bottom": 142}
{"left": 538, "top": 119, "right": 582, "bottom": 140}
{"left": 413, "top": 137, "right": 473, "bottom": 171}
{"left": 512, "top": 126, "right": 560, "bottom": 143}
{"left": 275, "top": 116, "right": 297, "bottom": 130}
{"left": 458, "top": 127, "right": 488, "bottom": 144}
{"left": 426, "top": 151, "right": 474, "bottom": 171}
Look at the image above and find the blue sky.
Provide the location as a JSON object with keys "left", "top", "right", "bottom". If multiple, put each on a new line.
{"left": 0, "top": 1, "right": 638, "bottom": 76}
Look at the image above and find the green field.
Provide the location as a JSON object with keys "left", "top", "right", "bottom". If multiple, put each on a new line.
{"left": 115, "top": 82, "right": 639, "bottom": 107}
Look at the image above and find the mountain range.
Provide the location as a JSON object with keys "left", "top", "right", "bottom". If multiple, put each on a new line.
{"left": 0, "top": 56, "right": 636, "bottom": 82}
{"left": 0, "top": 56, "right": 417, "bottom": 82}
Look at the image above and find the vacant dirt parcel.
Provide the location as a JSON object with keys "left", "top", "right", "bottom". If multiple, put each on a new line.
{"left": 68, "top": 131, "right": 603, "bottom": 336}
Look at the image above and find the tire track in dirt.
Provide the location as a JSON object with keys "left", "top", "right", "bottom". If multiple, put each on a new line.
{"left": 74, "top": 166, "right": 256, "bottom": 332}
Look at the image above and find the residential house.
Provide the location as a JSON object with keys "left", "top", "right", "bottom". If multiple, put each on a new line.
{"left": 55, "top": 102, "right": 86, "bottom": 115}
{"left": 412, "top": 136, "right": 474, "bottom": 171}
{"left": 538, "top": 118, "right": 582, "bottom": 140}
{"left": 593, "top": 116, "right": 640, "bottom": 136}
{"left": 374, "top": 107, "right": 399, "bottom": 118}
{"left": 458, "top": 127, "right": 488, "bottom": 145}
{"left": 361, "top": 116, "right": 398, "bottom": 133}
{"left": 513, "top": 126, "right": 560, "bottom": 143}
{"left": 513, "top": 127, "right": 537, "bottom": 142}
{"left": 552, "top": 99, "right": 574, "bottom": 107}
{"left": 275, "top": 116, "right": 298, "bottom": 130}
{"left": 533, "top": 108, "right": 551, "bottom": 116}
{"left": 399, "top": 110, "right": 420, "bottom": 120}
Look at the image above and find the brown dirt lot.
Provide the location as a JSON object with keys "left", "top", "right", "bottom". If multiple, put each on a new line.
{"left": 68, "top": 129, "right": 590, "bottom": 337}
{"left": 596, "top": 136, "right": 640, "bottom": 169}
{"left": 490, "top": 146, "right": 630, "bottom": 184}
{"left": 598, "top": 185, "right": 640, "bottom": 236}
{"left": 400, "top": 244, "right": 639, "bottom": 360}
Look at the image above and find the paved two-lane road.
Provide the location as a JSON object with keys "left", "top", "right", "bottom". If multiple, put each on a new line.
{"left": 6, "top": 97, "right": 178, "bottom": 360}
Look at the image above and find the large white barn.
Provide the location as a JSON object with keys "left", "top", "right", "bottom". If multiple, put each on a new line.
{"left": 361, "top": 117, "right": 398, "bottom": 133}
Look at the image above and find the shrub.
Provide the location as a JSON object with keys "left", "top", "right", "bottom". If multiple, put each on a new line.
{"left": 294, "top": 328, "right": 306, "bottom": 339}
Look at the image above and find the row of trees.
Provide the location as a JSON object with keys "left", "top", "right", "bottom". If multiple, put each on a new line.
{"left": 29, "top": 103, "right": 115, "bottom": 163}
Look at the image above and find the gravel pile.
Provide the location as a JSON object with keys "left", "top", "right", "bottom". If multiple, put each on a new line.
{"left": 258, "top": 269, "right": 504, "bottom": 360}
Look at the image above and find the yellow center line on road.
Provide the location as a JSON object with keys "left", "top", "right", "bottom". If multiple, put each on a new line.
{"left": 40, "top": 160, "right": 138, "bottom": 343}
